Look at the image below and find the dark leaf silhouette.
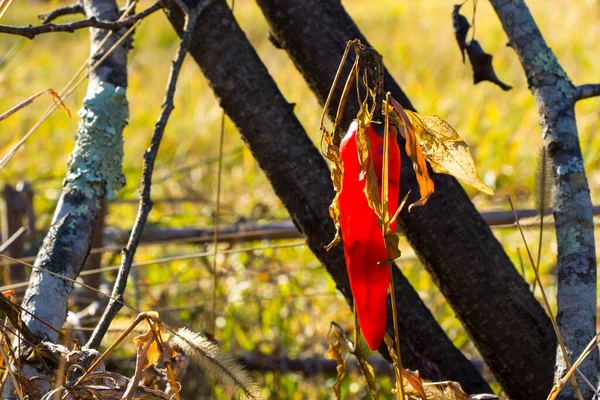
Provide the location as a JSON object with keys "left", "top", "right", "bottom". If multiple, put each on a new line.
{"left": 452, "top": 3, "right": 470, "bottom": 63}
{"left": 466, "top": 40, "right": 512, "bottom": 91}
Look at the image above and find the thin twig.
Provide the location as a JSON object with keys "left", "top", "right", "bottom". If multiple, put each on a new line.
{"left": 38, "top": 3, "right": 84, "bottom": 24}
{"left": 86, "top": 1, "right": 207, "bottom": 351}
{"left": 575, "top": 84, "right": 600, "bottom": 101}
{"left": 0, "top": 0, "right": 164, "bottom": 39}
{"left": 0, "top": 226, "right": 28, "bottom": 254}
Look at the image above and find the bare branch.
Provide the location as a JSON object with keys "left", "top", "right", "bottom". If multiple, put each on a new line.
{"left": 576, "top": 84, "right": 600, "bottom": 101}
{"left": 0, "top": 0, "right": 164, "bottom": 39}
{"left": 38, "top": 3, "right": 84, "bottom": 24}
{"left": 86, "top": 0, "right": 213, "bottom": 351}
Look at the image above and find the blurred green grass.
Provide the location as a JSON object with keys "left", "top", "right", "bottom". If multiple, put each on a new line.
{"left": 2, "top": 0, "right": 600, "bottom": 398}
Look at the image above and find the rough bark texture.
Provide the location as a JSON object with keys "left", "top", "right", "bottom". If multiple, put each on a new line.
{"left": 2, "top": 0, "right": 130, "bottom": 397}
{"left": 165, "top": 0, "right": 491, "bottom": 394}
{"left": 489, "top": 0, "right": 598, "bottom": 397}
{"left": 255, "top": 1, "right": 556, "bottom": 399}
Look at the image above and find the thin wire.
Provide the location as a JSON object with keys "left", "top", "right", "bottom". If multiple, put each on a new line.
{"left": 0, "top": 241, "right": 308, "bottom": 292}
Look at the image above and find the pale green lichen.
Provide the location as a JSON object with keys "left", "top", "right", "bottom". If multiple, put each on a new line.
{"left": 557, "top": 157, "right": 584, "bottom": 176}
{"left": 530, "top": 52, "right": 570, "bottom": 87}
{"left": 64, "top": 81, "right": 128, "bottom": 199}
{"left": 68, "top": 203, "right": 90, "bottom": 228}
{"left": 558, "top": 226, "right": 580, "bottom": 257}
{"left": 70, "top": 204, "right": 89, "bottom": 216}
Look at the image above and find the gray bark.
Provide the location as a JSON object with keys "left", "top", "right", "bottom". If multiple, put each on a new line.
{"left": 2, "top": 0, "right": 130, "bottom": 397}
{"left": 489, "top": 0, "right": 598, "bottom": 397}
{"left": 255, "top": 1, "right": 555, "bottom": 398}
{"left": 165, "top": 0, "right": 492, "bottom": 394}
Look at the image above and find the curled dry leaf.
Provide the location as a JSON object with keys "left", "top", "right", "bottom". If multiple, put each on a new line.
{"left": 323, "top": 128, "right": 344, "bottom": 251}
{"left": 133, "top": 323, "right": 174, "bottom": 371}
{"left": 465, "top": 40, "right": 512, "bottom": 91}
{"left": 389, "top": 97, "right": 435, "bottom": 210}
{"left": 327, "top": 323, "right": 347, "bottom": 399}
{"left": 330, "top": 322, "right": 379, "bottom": 399}
{"left": 384, "top": 334, "right": 428, "bottom": 400}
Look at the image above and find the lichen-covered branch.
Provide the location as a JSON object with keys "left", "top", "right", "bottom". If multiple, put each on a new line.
{"left": 489, "top": 1, "right": 598, "bottom": 398}
{"left": 576, "top": 84, "right": 600, "bottom": 102}
{"left": 2, "top": 0, "right": 131, "bottom": 397}
{"left": 0, "top": 0, "right": 164, "bottom": 39}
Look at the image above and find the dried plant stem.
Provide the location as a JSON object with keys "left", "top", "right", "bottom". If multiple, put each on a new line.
{"left": 550, "top": 332, "right": 600, "bottom": 399}
{"left": 388, "top": 266, "right": 405, "bottom": 400}
{"left": 211, "top": 111, "right": 226, "bottom": 336}
{"left": 0, "top": 343, "right": 23, "bottom": 400}
{"left": 382, "top": 95, "right": 405, "bottom": 400}
{"left": 506, "top": 195, "right": 583, "bottom": 400}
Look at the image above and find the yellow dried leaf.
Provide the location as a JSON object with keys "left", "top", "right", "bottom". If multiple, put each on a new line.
{"left": 133, "top": 323, "right": 172, "bottom": 371}
{"left": 404, "top": 110, "right": 494, "bottom": 196}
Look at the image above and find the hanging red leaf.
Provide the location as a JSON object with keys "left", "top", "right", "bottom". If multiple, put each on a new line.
{"left": 339, "top": 119, "right": 401, "bottom": 350}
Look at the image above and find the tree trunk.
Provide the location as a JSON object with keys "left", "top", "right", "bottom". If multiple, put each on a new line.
{"left": 255, "top": 1, "right": 556, "bottom": 399}
{"left": 3, "top": 0, "right": 130, "bottom": 397}
{"left": 165, "top": 0, "right": 491, "bottom": 394}
{"left": 489, "top": 1, "right": 598, "bottom": 397}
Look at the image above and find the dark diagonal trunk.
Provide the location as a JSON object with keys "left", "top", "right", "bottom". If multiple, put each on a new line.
{"left": 165, "top": 0, "right": 491, "bottom": 394}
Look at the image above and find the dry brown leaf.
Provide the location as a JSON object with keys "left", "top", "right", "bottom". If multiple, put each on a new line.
{"left": 327, "top": 324, "right": 347, "bottom": 399}
{"left": 355, "top": 100, "right": 384, "bottom": 222}
{"left": 404, "top": 110, "right": 494, "bottom": 196}
{"left": 330, "top": 322, "right": 378, "bottom": 399}
{"left": 389, "top": 98, "right": 435, "bottom": 210}
{"left": 384, "top": 335, "right": 428, "bottom": 400}
{"left": 133, "top": 323, "right": 172, "bottom": 371}
{"left": 323, "top": 129, "right": 344, "bottom": 251}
